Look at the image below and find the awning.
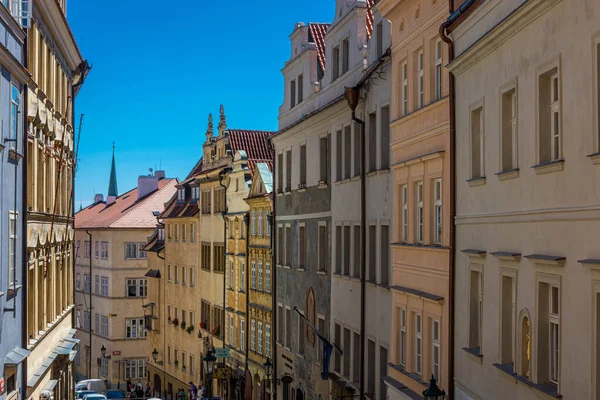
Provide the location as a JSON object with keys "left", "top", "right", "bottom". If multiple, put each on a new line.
{"left": 28, "top": 330, "right": 78, "bottom": 389}
{"left": 4, "top": 347, "right": 30, "bottom": 365}
{"left": 27, "top": 352, "right": 58, "bottom": 388}
{"left": 44, "top": 380, "right": 58, "bottom": 391}
{"left": 145, "top": 269, "right": 161, "bottom": 278}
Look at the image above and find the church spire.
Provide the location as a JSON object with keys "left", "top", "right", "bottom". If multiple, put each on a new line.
{"left": 218, "top": 104, "right": 227, "bottom": 137}
{"left": 108, "top": 142, "right": 118, "bottom": 198}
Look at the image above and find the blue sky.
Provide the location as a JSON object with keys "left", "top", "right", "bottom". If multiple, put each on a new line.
{"left": 70, "top": 0, "right": 334, "bottom": 208}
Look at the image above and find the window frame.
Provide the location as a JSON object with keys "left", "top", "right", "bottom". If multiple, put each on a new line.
{"left": 435, "top": 40, "right": 443, "bottom": 101}
{"left": 433, "top": 178, "right": 442, "bottom": 245}
{"left": 416, "top": 181, "right": 423, "bottom": 244}
{"left": 415, "top": 313, "right": 422, "bottom": 375}
{"left": 417, "top": 49, "right": 424, "bottom": 108}
{"left": 432, "top": 319, "right": 440, "bottom": 380}
{"left": 401, "top": 61, "right": 408, "bottom": 116}
{"left": 401, "top": 184, "right": 408, "bottom": 242}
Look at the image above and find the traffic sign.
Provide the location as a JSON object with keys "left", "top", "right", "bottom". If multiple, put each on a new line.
{"left": 214, "top": 348, "right": 229, "bottom": 359}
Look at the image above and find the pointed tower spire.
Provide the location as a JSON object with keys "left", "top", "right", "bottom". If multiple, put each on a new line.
{"left": 218, "top": 104, "right": 227, "bottom": 137}
{"left": 107, "top": 143, "right": 118, "bottom": 204}
{"left": 206, "top": 113, "right": 214, "bottom": 142}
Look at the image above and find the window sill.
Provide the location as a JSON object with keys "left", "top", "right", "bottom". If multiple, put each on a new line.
{"left": 492, "top": 363, "right": 560, "bottom": 398}
{"left": 295, "top": 353, "right": 305, "bottom": 359}
{"left": 318, "top": 181, "right": 328, "bottom": 189}
{"left": 377, "top": 168, "right": 390, "bottom": 175}
{"left": 298, "top": 188, "right": 306, "bottom": 193}
{"left": 351, "top": 175, "right": 360, "bottom": 181}
{"left": 316, "top": 270, "right": 327, "bottom": 276}
{"left": 297, "top": 268, "right": 305, "bottom": 272}
{"left": 462, "top": 347, "right": 483, "bottom": 364}
{"left": 588, "top": 152, "right": 600, "bottom": 165}
{"left": 8, "top": 148, "right": 23, "bottom": 162}
{"left": 467, "top": 176, "right": 486, "bottom": 187}
{"left": 283, "top": 265, "right": 291, "bottom": 270}
{"left": 496, "top": 169, "right": 519, "bottom": 181}
{"left": 532, "top": 159, "right": 564, "bottom": 174}
{"left": 366, "top": 171, "right": 378, "bottom": 177}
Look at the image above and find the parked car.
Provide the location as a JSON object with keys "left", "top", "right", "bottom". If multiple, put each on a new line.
{"left": 82, "top": 395, "right": 107, "bottom": 400}
{"left": 105, "top": 390, "right": 126, "bottom": 399}
{"left": 76, "top": 379, "right": 108, "bottom": 394}
{"left": 76, "top": 390, "right": 95, "bottom": 399}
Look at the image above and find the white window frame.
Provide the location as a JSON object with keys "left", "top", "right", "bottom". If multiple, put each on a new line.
{"left": 126, "top": 318, "right": 146, "bottom": 339}
{"left": 190, "top": 224, "right": 195, "bottom": 242}
{"left": 251, "top": 320, "right": 256, "bottom": 352}
{"left": 258, "top": 262, "right": 263, "bottom": 292}
{"left": 101, "top": 276, "right": 108, "bottom": 296}
{"left": 266, "top": 211, "right": 271, "bottom": 237}
{"left": 550, "top": 73, "right": 561, "bottom": 161}
{"left": 416, "top": 181, "right": 423, "bottom": 243}
{"left": 400, "top": 308, "right": 406, "bottom": 366}
{"left": 258, "top": 210, "right": 263, "bottom": 236}
{"left": 8, "top": 212, "right": 17, "bottom": 286}
{"left": 229, "top": 315, "right": 234, "bottom": 346}
{"left": 415, "top": 313, "right": 422, "bottom": 375}
{"left": 432, "top": 319, "right": 440, "bottom": 380}
{"left": 189, "top": 267, "right": 194, "bottom": 287}
{"left": 101, "top": 241, "right": 109, "bottom": 259}
{"left": 229, "top": 260, "right": 234, "bottom": 289}
{"left": 101, "top": 315, "right": 109, "bottom": 337}
{"left": 251, "top": 261, "right": 256, "bottom": 290}
{"left": 401, "top": 185, "right": 408, "bottom": 242}
{"left": 240, "top": 318, "right": 245, "bottom": 352}
{"left": 549, "top": 284, "right": 560, "bottom": 384}
{"left": 265, "top": 323, "right": 271, "bottom": 358}
{"left": 435, "top": 40, "right": 442, "bottom": 100}
{"left": 251, "top": 210, "right": 256, "bottom": 235}
{"left": 433, "top": 179, "right": 442, "bottom": 245}
{"left": 401, "top": 62, "right": 408, "bottom": 116}
{"left": 265, "top": 263, "right": 271, "bottom": 293}
{"left": 258, "top": 321, "right": 263, "bottom": 355}
{"left": 240, "top": 261, "right": 245, "bottom": 291}
{"left": 417, "top": 50, "right": 424, "bottom": 108}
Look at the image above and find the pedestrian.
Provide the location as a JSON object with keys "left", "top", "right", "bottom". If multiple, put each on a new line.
{"left": 126, "top": 380, "right": 132, "bottom": 398}
{"left": 188, "top": 382, "right": 197, "bottom": 400}
{"left": 145, "top": 383, "right": 152, "bottom": 398}
{"left": 177, "top": 388, "right": 186, "bottom": 400}
{"left": 136, "top": 381, "right": 143, "bottom": 398}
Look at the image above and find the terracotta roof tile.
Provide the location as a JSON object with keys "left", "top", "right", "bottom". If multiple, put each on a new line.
{"left": 228, "top": 129, "right": 273, "bottom": 162}
{"left": 366, "top": 0, "right": 376, "bottom": 39}
{"left": 75, "top": 179, "right": 177, "bottom": 229}
{"left": 309, "top": 23, "right": 329, "bottom": 72}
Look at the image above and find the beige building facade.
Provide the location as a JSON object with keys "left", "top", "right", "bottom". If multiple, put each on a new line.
{"left": 73, "top": 168, "right": 176, "bottom": 387}
{"left": 378, "top": 0, "right": 452, "bottom": 397}
{"left": 447, "top": 0, "right": 600, "bottom": 398}
{"left": 25, "top": 0, "right": 88, "bottom": 399}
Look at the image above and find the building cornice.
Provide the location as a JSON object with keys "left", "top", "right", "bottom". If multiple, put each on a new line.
{"left": 447, "top": 0, "right": 561, "bottom": 77}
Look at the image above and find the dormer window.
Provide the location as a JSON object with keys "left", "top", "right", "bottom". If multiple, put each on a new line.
{"left": 191, "top": 187, "right": 200, "bottom": 202}
{"left": 177, "top": 189, "right": 185, "bottom": 203}
{"left": 332, "top": 45, "right": 340, "bottom": 81}
{"left": 158, "top": 228, "right": 165, "bottom": 241}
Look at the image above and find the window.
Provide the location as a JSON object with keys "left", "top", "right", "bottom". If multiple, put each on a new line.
{"left": 126, "top": 318, "right": 146, "bottom": 339}
{"left": 190, "top": 355, "right": 194, "bottom": 375}
{"left": 83, "top": 310, "right": 90, "bottom": 331}
{"left": 344, "top": 125, "right": 351, "bottom": 179}
{"left": 202, "top": 191, "right": 211, "bottom": 214}
{"left": 101, "top": 242, "right": 109, "bottom": 259}
{"left": 285, "top": 225, "right": 291, "bottom": 266}
{"left": 229, "top": 261, "right": 234, "bottom": 289}
{"left": 95, "top": 241, "right": 99, "bottom": 259}
{"left": 190, "top": 267, "right": 195, "bottom": 287}
{"left": 433, "top": 179, "right": 442, "bottom": 245}
{"left": 380, "top": 225, "right": 389, "bottom": 285}
{"left": 277, "top": 226, "right": 283, "bottom": 265}
{"left": 101, "top": 276, "right": 108, "bottom": 296}
{"left": 469, "top": 269, "right": 483, "bottom": 352}
{"left": 251, "top": 210, "right": 256, "bottom": 236}
{"left": 376, "top": 21, "right": 383, "bottom": 58}
{"left": 298, "top": 74, "right": 304, "bottom": 103}
{"left": 380, "top": 346, "right": 388, "bottom": 400}
{"left": 101, "top": 357, "right": 108, "bottom": 377}
{"left": 8, "top": 213, "right": 16, "bottom": 285}
{"left": 290, "top": 79, "right": 296, "bottom": 108}
{"left": 343, "top": 225, "right": 350, "bottom": 275}
{"left": 320, "top": 135, "right": 329, "bottom": 184}
{"left": 182, "top": 267, "right": 187, "bottom": 286}
{"left": 298, "top": 311, "right": 305, "bottom": 356}
{"left": 258, "top": 210, "right": 263, "bottom": 236}
{"left": 286, "top": 149, "right": 292, "bottom": 191}
{"left": 168, "top": 346, "right": 172, "bottom": 364}
{"left": 9, "top": 84, "right": 18, "bottom": 144}
{"left": 182, "top": 224, "right": 187, "bottom": 242}
{"left": 191, "top": 186, "right": 200, "bottom": 201}
{"left": 239, "top": 260, "right": 245, "bottom": 290}
{"left": 368, "top": 112, "right": 376, "bottom": 172}
{"left": 258, "top": 262, "right": 263, "bottom": 291}
{"left": 240, "top": 318, "right": 245, "bottom": 351}
{"left": 501, "top": 87, "right": 518, "bottom": 172}
{"left": 168, "top": 265, "right": 172, "bottom": 281}
{"left": 471, "top": 105, "right": 485, "bottom": 178}
{"left": 300, "top": 144, "right": 307, "bottom": 186}
{"left": 266, "top": 211, "right": 271, "bottom": 237}
{"left": 332, "top": 45, "right": 340, "bottom": 81}
{"left": 399, "top": 308, "right": 406, "bottom": 366}
{"left": 229, "top": 315, "right": 234, "bottom": 346}
{"left": 201, "top": 301, "right": 211, "bottom": 330}
{"left": 415, "top": 313, "right": 422, "bottom": 375}
{"left": 336, "top": 129, "right": 343, "bottom": 181}
{"left": 353, "top": 122, "right": 361, "bottom": 177}
{"left": 368, "top": 225, "right": 376, "bottom": 281}
{"left": 101, "top": 315, "right": 109, "bottom": 337}
{"left": 401, "top": 62, "right": 408, "bottom": 116}
{"left": 353, "top": 331, "right": 360, "bottom": 383}
{"left": 127, "top": 279, "right": 147, "bottom": 297}
{"left": 549, "top": 285, "right": 560, "bottom": 384}
{"left": 95, "top": 313, "right": 100, "bottom": 333}
{"left": 175, "top": 224, "right": 179, "bottom": 241}
{"left": 277, "top": 153, "right": 283, "bottom": 192}
{"left": 214, "top": 189, "right": 226, "bottom": 213}
{"left": 277, "top": 305, "right": 284, "bottom": 343}
{"left": 317, "top": 317, "right": 325, "bottom": 364}
{"left": 401, "top": 185, "right": 408, "bottom": 242}
{"left": 251, "top": 261, "right": 256, "bottom": 290}
{"left": 84, "top": 274, "right": 91, "bottom": 293}
{"left": 125, "top": 359, "right": 145, "bottom": 379}
{"left": 251, "top": 320, "right": 256, "bottom": 351}
{"left": 353, "top": 224, "right": 361, "bottom": 278}
{"left": 175, "top": 266, "right": 179, "bottom": 283}
{"left": 265, "top": 323, "right": 271, "bottom": 358}
{"left": 84, "top": 241, "right": 90, "bottom": 258}
{"left": 500, "top": 275, "right": 515, "bottom": 365}
{"left": 318, "top": 223, "right": 327, "bottom": 272}
{"left": 76, "top": 274, "right": 81, "bottom": 291}
{"left": 334, "top": 323, "right": 341, "bottom": 372}
{"left": 285, "top": 308, "right": 292, "bottom": 348}
{"left": 342, "top": 38, "right": 349, "bottom": 74}
{"left": 190, "top": 224, "right": 195, "bottom": 242}
{"left": 343, "top": 327, "right": 350, "bottom": 378}
{"left": 94, "top": 275, "right": 99, "bottom": 294}
{"left": 368, "top": 339, "right": 376, "bottom": 395}
{"left": 416, "top": 181, "right": 423, "bottom": 243}
{"left": 125, "top": 243, "right": 147, "bottom": 259}
{"left": 435, "top": 40, "right": 442, "bottom": 100}
{"left": 177, "top": 188, "right": 185, "bottom": 203}
{"left": 432, "top": 319, "right": 440, "bottom": 379}
{"left": 201, "top": 244, "right": 211, "bottom": 271}
{"left": 550, "top": 74, "right": 561, "bottom": 161}
{"left": 168, "top": 224, "right": 172, "bottom": 240}
{"left": 380, "top": 105, "right": 390, "bottom": 169}
{"left": 299, "top": 225, "right": 305, "bottom": 269}
{"left": 417, "top": 50, "right": 424, "bottom": 108}
{"left": 265, "top": 263, "right": 271, "bottom": 293}
{"left": 256, "top": 321, "right": 263, "bottom": 354}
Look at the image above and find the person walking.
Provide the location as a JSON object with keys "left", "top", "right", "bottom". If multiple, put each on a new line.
{"left": 188, "top": 382, "right": 197, "bottom": 400}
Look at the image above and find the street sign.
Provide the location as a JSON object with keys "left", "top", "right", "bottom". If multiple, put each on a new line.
{"left": 214, "top": 348, "right": 229, "bottom": 359}
{"left": 112, "top": 351, "right": 121, "bottom": 356}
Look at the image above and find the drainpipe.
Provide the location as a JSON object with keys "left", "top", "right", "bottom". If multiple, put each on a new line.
{"left": 267, "top": 137, "right": 277, "bottom": 400}
{"left": 243, "top": 212, "right": 250, "bottom": 399}
{"left": 345, "top": 86, "right": 366, "bottom": 400}
{"left": 440, "top": 14, "right": 456, "bottom": 400}
{"left": 86, "top": 230, "right": 93, "bottom": 379}
{"left": 21, "top": 31, "right": 29, "bottom": 400}
{"left": 218, "top": 172, "right": 229, "bottom": 398}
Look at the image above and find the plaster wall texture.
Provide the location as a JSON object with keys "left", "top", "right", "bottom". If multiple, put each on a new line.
{"left": 449, "top": 0, "right": 600, "bottom": 398}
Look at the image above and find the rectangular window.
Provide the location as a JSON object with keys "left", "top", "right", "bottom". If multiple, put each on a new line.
{"left": 334, "top": 225, "right": 341, "bottom": 275}
{"left": 190, "top": 224, "right": 195, "bottom": 242}
{"left": 229, "top": 315, "right": 234, "bottom": 346}
{"left": 368, "top": 339, "right": 376, "bottom": 395}
{"left": 182, "top": 224, "right": 187, "bottom": 242}
{"left": 84, "top": 274, "right": 91, "bottom": 293}
{"left": 126, "top": 318, "right": 146, "bottom": 339}
{"left": 189, "top": 355, "right": 194, "bottom": 375}
{"left": 9, "top": 84, "right": 18, "bottom": 143}
{"left": 95, "top": 313, "right": 99, "bottom": 334}
{"left": 175, "top": 266, "right": 179, "bottom": 283}
{"left": 265, "top": 263, "right": 271, "bottom": 293}
{"left": 336, "top": 129, "right": 342, "bottom": 181}
{"left": 277, "top": 305, "right": 284, "bottom": 343}
{"left": 471, "top": 106, "right": 484, "bottom": 178}
{"left": 368, "top": 225, "right": 376, "bottom": 282}
{"left": 214, "top": 307, "right": 224, "bottom": 338}
{"left": 401, "top": 62, "right": 408, "bottom": 116}
{"left": 318, "top": 223, "right": 327, "bottom": 272}
{"left": 297, "top": 312, "right": 305, "bottom": 356}
{"left": 332, "top": 45, "right": 340, "bottom": 81}
{"left": 317, "top": 317, "right": 325, "bottom": 365}
{"left": 416, "top": 181, "right": 423, "bottom": 243}
{"left": 380, "top": 225, "right": 389, "bottom": 285}
{"left": 95, "top": 241, "right": 99, "bottom": 259}
{"left": 286, "top": 149, "right": 292, "bottom": 191}
{"left": 265, "top": 324, "right": 271, "bottom": 358}
{"left": 376, "top": 21, "right": 383, "bottom": 58}
{"left": 353, "top": 224, "right": 361, "bottom": 278}
{"left": 101, "top": 357, "right": 108, "bottom": 377}
{"left": 334, "top": 323, "right": 341, "bottom": 373}
{"left": 501, "top": 88, "right": 518, "bottom": 172}
{"left": 353, "top": 121, "right": 361, "bottom": 177}
{"left": 298, "top": 74, "right": 303, "bottom": 104}
{"left": 368, "top": 112, "right": 376, "bottom": 172}
{"left": 8, "top": 213, "right": 16, "bottom": 284}
{"left": 290, "top": 79, "right": 296, "bottom": 108}
{"left": 251, "top": 210, "right": 256, "bottom": 236}
{"left": 320, "top": 136, "right": 329, "bottom": 184}
{"left": 190, "top": 267, "right": 195, "bottom": 287}
{"left": 201, "top": 244, "right": 211, "bottom": 271}
{"left": 435, "top": 40, "right": 442, "bottom": 100}
{"left": 399, "top": 308, "right": 406, "bottom": 366}
{"left": 380, "top": 346, "right": 388, "bottom": 400}
{"left": 76, "top": 274, "right": 81, "bottom": 291}
{"left": 433, "top": 179, "right": 442, "bottom": 245}
{"left": 202, "top": 191, "right": 211, "bottom": 214}
{"left": 500, "top": 275, "right": 515, "bottom": 365}
{"left": 344, "top": 125, "right": 351, "bottom": 179}
{"left": 258, "top": 262, "right": 263, "bottom": 291}
{"left": 168, "top": 265, "right": 172, "bottom": 281}
{"left": 126, "top": 279, "right": 147, "bottom": 297}
{"left": 401, "top": 185, "right": 408, "bottom": 242}
{"left": 182, "top": 267, "right": 187, "bottom": 286}
{"left": 251, "top": 261, "right": 256, "bottom": 290}
{"left": 550, "top": 74, "right": 561, "bottom": 161}
{"left": 343, "top": 327, "right": 351, "bottom": 378}
{"left": 102, "top": 277, "right": 108, "bottom": 296}
{"left": 285, "top": 225, "right": 291, "bottom": 266}
{"left": 277, "top": 153, "right": 283, "bottom": 192}
{"left": 469, "top": 269, "right": 483, "bottom": 352}
{"left": 266, "top": 211, "right": 271, "bottom": 237}
{"left": 277, "top": 226, "right": 283, "bottom": 265}
{"left": 201, "top": 301, "right": 211, "bottom": 330}
{"left": 214, "top": 244, "right": 225, "bottom": 272}
{"left": 300, "top": 144, "right": 306, "bottom": 186}
{"left": 432, "top": 319, "right": 440, "bottom": 379}
{"left": 258, "top": 321, "right": 264, "bottom": 355}
{"left": 229, "top": 261, "right": 234, "bottom": 289}
{"left": 95, "top": 275, "right": 99, "bottom": 294}
{"left": 251, "top": 320, "right": 256, "bottom": 351}
{"left": 84, "top": 241, "right": 90, "bottom": 258}
{"left": 549, "top": 285, "right": 560, "bottom": 384}
{"left": 299, "top": 225, "right": 305, "bottom": 269}
{"left": 101, "top": 241, "right": 109, "bottom": 259}
{"left": 258, "top": 210, "right": 263, "bottom": 236}
{"left": 417, "top": 50, "right": 424, "bottom": 108}
{"left": 101, "top": 315, "right": 109, "bottom": 337}
{"left": 239, "top": 260, "right": 245, "bottom": 291}
{"left": 353, "top": 332, "right": 360, "bottom": 383}
{"left": 342, "top": 38, "right": 349, "bottom": 74}
{"left": 285, "top": 308, "right": 292, "bottom": 348}
{"left": 380, "top": 105, "right": 390, "bottom": 169}
{"left": 415, "top": 313, "right": 422, "bottom": 375}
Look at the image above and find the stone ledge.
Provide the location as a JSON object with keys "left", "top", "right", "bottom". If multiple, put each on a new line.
{"left": 532, "top": 160, "right": 564, "bottom": 174}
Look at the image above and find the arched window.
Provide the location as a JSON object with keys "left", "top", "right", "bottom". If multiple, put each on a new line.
{"left": 518, "top": 310, "right": 531, "bottom": 378}
{"left": 295, "top": 388, "right": 304, "bottom": 400}
{"left": 306, "top": 288, "right": 316, "bottom": 346}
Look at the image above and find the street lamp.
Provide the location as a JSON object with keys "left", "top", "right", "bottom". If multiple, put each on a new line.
{"left": 152, "top": 348, "right": 159, "bottom": 363}
{"left": 422, "top": 375, "right": 445, "bottom": 400}
{"left": 101, "top": 345, "right": 106, "bottom": 358}
{"left": 203, "top": 349, "right": 217, "bottom": 397}
{"left": 263, "top": 358, "right": 273, "bottom": 380}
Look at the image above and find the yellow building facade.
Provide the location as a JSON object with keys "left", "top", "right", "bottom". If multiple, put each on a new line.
{"left": 377, "top": 0, "right": 452, "bottom": 397}
{"left": 25, "top": 0, "right": 88, "bottom": 399}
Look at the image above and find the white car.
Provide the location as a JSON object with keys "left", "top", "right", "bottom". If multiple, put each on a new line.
{"left": 82, "top": 395, "right": 107, "bottom": 400}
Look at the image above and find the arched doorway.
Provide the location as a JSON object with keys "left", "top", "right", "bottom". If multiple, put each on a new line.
{"left": 244, "top": 370, "right": 253, "bottom": 400}
{"left": 153, "top": 374, "right": 161, "bottom": 396}
{"left": 295, "top": 388, "right": 304, "bottom": 400}
{"left": 253, "top": 373, "right": 261, "bottom": 400}
{"left": 518, "top": 309, "right": 531, "bottom": 379}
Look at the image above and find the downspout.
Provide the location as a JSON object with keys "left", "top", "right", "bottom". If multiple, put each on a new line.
{"left": 344, "top": 87, "right": 366, "bottom": 400}
{"left": 218, "top": 173, "right": 229, "bottom": 399}
{"left": 243, "top": 212, "right": 250, "bottom": 399}
{"left": 157, "top": 246, "right": 167, "bottom": 399}
{"left": 86, "top": 230, "right": 93, "bottom": 379}
{"left": 267, "top": 137, "right": 277, "bottom": 399}
{"left": 21, "top": 31, "right": 29, "bottom": 400}
{"left": 440, "top": 16, "right": 455, "bottom": 400}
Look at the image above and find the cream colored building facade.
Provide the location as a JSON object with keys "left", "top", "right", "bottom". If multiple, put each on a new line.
{"left": 25, "top": 0, "right": 88, "bottom": 398}
{"left": 447, "top": 0, "right": 600, "bottom": 398}
{"left": 377, "top": 0, "right": 452, "bottom": 398}
{"left": 73, "top": 171, "right": 176, "bottom": 386}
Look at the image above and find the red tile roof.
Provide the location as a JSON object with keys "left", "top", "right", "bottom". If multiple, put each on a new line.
{"left": 75, "top": 179, "right": 177, "bottom": 229}
{"left": 229, "top": 129, "right": 272, "bottom": 162}
{"left": 309, "top": 23, "right": 329, "bottom": 72}
{"left": 366, "top": 0, "right": 375, "bottom": 39}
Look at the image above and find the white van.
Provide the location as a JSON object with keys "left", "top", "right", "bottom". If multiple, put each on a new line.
{"left": 75, "top": 379, "right": 108, "bottom": 395}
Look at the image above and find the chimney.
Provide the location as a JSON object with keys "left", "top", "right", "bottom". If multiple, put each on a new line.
{"left": 154, "top": 170, "right": 166, "bottom": 180}
{"left": 94, "top": 194, "right": 104, "bottom": 203}
{"left": 106, "top": 195, "right": 116, "bottom": 206}
{"left": 138, "top": 174, "right": 159, "bottom": 200}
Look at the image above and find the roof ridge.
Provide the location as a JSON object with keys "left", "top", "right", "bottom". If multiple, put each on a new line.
{"left": 108, "top": 179, "right": 177, "bottom": 228}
